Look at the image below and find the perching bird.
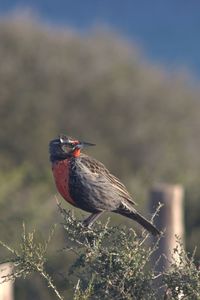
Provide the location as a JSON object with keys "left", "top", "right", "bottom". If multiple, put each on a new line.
{"left": 49, "top": 135, "right": 160, "bottom": 235}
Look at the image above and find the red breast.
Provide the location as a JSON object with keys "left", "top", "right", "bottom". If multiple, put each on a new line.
{"left": 52, "top": 159, "right": 76, "bottom": 206}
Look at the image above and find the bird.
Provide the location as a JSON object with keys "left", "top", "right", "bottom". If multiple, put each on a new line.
{"left": 49, "top": 135, "right": 160, "bottom": 236}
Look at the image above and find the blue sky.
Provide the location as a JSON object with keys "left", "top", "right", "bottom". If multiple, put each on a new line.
{"left": 0, "top": 1, "right": 200, "bottom": 78}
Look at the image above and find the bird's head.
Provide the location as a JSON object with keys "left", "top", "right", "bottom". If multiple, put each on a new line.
{"left": 49, "top": 135, "right": 95, "bottom": 162}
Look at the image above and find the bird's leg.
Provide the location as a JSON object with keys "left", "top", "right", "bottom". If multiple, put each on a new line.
{"left": 82, "top": 212, "right": 103, "bottom": 228}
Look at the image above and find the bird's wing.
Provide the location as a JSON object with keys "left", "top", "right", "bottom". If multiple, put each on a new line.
{"left": 80, "top": 154, "right": 136, "bottom": 206}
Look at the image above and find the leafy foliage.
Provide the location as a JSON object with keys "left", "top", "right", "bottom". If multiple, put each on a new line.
{"left": 0, "top": 223, "right": 63, "bottom": 299}
{"left": 1, "top": 208, "right": 199, "bottom": 299}
{"left": 163, "top": 240, "right": 200, "bottom": 299}
{"left": 61, "top": 208, "right": 157, "bottom": 300}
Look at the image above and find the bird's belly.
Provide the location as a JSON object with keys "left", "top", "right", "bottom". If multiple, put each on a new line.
{"left": 52, "top": 160, "right": 76, "bottom": 206}
{"left": 69, "top": 172, "right": 120, "bottom": 213}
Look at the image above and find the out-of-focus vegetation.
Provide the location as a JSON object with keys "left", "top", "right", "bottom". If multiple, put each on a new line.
{"left": 0, "top": 15, "right": 200, "bottom": 298}
{"left": 1, "top": 209, "right": 200, "bottom": 299}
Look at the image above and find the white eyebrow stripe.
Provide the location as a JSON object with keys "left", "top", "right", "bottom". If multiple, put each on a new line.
{"left": 60, "top": 137, "right": 65, "bottom": 143}
{"left": 60, "top": 136, "right": 74, "bottom": 144}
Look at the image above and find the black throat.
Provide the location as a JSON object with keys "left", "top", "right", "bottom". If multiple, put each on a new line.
{"left": 49, "top": 140, "right": 72, "bottom": 163}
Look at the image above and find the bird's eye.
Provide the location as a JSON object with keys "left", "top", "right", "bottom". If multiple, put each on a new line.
{"left": 68, "top": 143, "right": 74, "bottom": 148}
{"left": 61, "top": 142, "right": 75, "bottom": 154}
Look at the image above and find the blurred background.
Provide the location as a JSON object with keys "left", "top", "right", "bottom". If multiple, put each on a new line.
{"left": 0, "top": 1, "right": 200, "bottom": 299}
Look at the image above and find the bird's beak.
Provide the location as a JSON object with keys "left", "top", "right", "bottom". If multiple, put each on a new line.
{"left": 78, "top": 141, "right": 96, "bottom": 148}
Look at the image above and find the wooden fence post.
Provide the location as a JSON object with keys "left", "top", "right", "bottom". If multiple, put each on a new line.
{"left": 150, "top": 183, "right": 184, "bottom": 272}
{"left": 0, "top": 263, "right": 14, "bottom": 300}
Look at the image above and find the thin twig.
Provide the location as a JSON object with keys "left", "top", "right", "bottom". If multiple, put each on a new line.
{"left": 39, "top": 269, "right": 64, "bottom": 300}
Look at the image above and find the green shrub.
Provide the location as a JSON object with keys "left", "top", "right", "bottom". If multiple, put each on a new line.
{"left": 0, "top": 207, "right": 199, "bottom": 299}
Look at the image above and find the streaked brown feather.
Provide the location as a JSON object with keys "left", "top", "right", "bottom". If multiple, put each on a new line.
{"left": 79, "top": 153, "right": 136, "bottom": 206}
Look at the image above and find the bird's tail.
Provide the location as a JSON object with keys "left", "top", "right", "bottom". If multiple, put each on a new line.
{"left": 117, "top": 207, "right": 160, "bottom": 236}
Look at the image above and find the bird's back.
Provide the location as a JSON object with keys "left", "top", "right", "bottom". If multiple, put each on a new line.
{"left": 68, "top": 153, "right": 136, "bottom": 213}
